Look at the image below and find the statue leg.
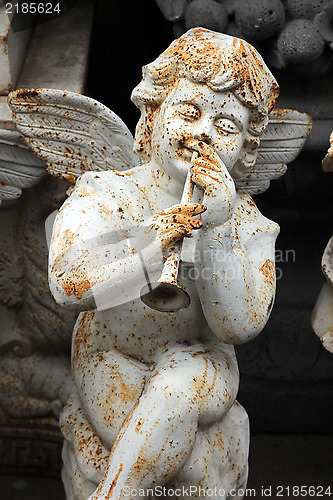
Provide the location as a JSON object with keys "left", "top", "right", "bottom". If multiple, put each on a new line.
{"left": 89, "top": 342, "right": 238, "bottom": 500}
{"left": 60, "top": 389, "right": 110, "bottom": 488}
{"left": 167, "top": 400, "right": 250, "bottom": 499}
{"left": 72, "top": 342, "right": 150, "bottom": 447}
{"left": 60, "top": 353, "right": 148, "bottom": 500}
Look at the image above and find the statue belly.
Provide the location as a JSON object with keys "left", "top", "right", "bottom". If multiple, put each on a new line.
{"left": 91, "top": 275, "right": 207, "bottom": 363}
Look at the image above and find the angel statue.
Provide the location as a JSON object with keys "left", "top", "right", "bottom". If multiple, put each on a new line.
{"left": 312, "top": 134, "right": 333, "bottom": 354}
{"left": 9, "top": 28, "right": 311, "bottom": 500}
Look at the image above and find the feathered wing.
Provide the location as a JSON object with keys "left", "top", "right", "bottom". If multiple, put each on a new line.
{"left": 0, "top": 129, "right": 46, "bottom": 204}
{"left": 235, "top": 109, "right": 313, "bottom": 195}
{"left": 8, "top": 88, "right": 139, "bottom": 184}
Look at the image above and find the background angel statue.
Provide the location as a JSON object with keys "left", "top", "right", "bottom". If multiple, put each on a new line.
{"left": 9, "top": 28, "right": 311, "bottom": 500}
{"left": 312, "top": 134, "right": 333, "bottom": 354}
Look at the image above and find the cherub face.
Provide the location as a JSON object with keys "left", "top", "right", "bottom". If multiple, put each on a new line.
{"left": 150, "top": 78, "right": 251, "bottom": 182}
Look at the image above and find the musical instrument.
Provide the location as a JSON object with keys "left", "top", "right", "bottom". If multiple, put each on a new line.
{"left": 140, "top": 152, "right": 200, "bottom": 312}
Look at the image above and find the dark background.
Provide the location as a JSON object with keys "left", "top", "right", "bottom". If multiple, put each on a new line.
{"left": 86, "top": 0, "right": 174, "bottom": 134}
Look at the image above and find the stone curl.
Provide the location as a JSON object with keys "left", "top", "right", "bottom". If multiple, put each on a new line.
{"left": 131, "top": 28, "right": 279, "bottom": 174}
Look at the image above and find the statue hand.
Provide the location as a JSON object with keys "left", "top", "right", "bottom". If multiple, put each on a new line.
{"left": 190, "top": 141, "right": 236, "bottom": 227}
{"left": 148, "top": 203, "right": 206, "bottom": 249}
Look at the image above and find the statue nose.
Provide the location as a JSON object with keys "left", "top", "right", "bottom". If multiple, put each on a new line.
{"left": 196, "top": 132, "right": 212, "bottom": 143}
{"left": 193, "top": 120, "right": 212, "bottom": 143}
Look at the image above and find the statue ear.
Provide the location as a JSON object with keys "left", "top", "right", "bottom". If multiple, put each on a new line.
{"left": 234, "top": 109, "right": 312, "bottom": 195}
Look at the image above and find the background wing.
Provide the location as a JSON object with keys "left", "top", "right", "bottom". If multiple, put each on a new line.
{"left": 0, "top": 129, "right": 46, "bottom": 204}
{"left": 8, "top": 88, "right": 139, "bottom": 183}
{"left": 235, "top": 109, "right": 312, "bottom": 195}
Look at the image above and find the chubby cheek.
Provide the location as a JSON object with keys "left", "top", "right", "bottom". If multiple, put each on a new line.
{"left": 159, "top": 120, "right": 190, "bottom": 157}
{"left": 166, "top": 115, "right": 192, "bottom": 139}
{"left": 215, "top": 135, "right": 244, "bottom": 168}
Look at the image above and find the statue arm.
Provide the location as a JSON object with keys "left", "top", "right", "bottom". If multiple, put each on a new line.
{"left": 48, "top": 172, "right": 161, "bottom": 311}
{"left": 195, "top": 193, "right": 279, "bottom": 344}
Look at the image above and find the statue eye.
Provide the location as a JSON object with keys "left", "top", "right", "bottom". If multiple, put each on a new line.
{"left": 176, "top": 103, "right": 200, "bottom": 121}
{"left": 214, "top": 118, "right": 240, "bottom": 135}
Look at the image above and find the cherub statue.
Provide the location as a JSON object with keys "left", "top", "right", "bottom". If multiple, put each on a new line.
{"left": 312, "top": 134, "right": 333, "bottom": 354}
{"left": 9, "top": 28, "right": 311, "bottom": 500}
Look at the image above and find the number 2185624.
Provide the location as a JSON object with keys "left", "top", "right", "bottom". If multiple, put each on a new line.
{"left": 276, "top": 486, "right": 332, "bottom": 497}
{"left": 5, "top": 3, "right": 61, "bottom": 14}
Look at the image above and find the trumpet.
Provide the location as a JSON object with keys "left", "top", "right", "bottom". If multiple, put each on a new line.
{"left": 140, "top": 150, "right": 201, "bottom": 312}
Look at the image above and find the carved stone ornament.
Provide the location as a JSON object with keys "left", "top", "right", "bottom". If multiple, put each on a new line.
{"left": 8, "top": 28, "right": 312, "bottom": 500}
{"left": 312, "top": 135, "right": 333, "bottom": 354}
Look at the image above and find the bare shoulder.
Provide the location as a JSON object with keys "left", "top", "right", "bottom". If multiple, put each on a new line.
{"left": 231, "top": 193, "right": 279, "bottom": 245}
{"left": 69, "top": 167, "right": 152, "bottom": 224}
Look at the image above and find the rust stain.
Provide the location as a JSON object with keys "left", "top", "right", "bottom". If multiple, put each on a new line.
{"left": 0, "top": 34, "right": 8, "bottom": 55}
{"left": 14, "top": 88, "right": 40, "bottom": 99}
{"left": 65, "top": 173, "right": 76, "bottom": 184}
{"left": 72, "top": 311, "right": 93, "bottom": 366}
{"left": 60, "top": 267, "right": 91, "bottom": 300}
{"left": 106, "top": 463, "right": 123, "bottom": 497}
{"left": 260, "top": 258, "right": 274, "bottom": 287}
{"left": 135, "top": 419, "right": 143, "bottom": 433}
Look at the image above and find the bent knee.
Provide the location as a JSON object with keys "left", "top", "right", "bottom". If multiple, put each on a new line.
{"left": 145, "top": 354, "right": 238, "bottom": 423}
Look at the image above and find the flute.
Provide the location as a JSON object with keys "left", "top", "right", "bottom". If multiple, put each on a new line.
{"left": 140, "top": 151, "right": 200, "bottom": 312}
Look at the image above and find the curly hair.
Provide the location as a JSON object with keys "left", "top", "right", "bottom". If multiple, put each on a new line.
{"left": 131, "top": 28, "right": 279, "bottom": 176}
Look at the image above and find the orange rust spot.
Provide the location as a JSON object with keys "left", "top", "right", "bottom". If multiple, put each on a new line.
{"left": 60, "top": 268, "right": 91, "bottom": 300}
{"left": 129, "top": 455, "right": 150, "bottom": 478}
{"left": 104, "top": 374, "right": 144, "bottom": 428}
{"left": 78, "top": 186, "right": 92, "bottom": 197}
{"left": 260, "top": 258, "right": 274, "bottom": 286}
{"left": 246, "top": 197, "right": 256, "bottom": 207}
{"left": 17, "top": 88, "right": 40, "bottom": 98}
{"left": 72, "top": 311, "right": 95, "bottom": 367}
{"left": 106, "top": 463, "right": 123, "bottom": 497}
{"left": 51, "top": 228, "right": 78, "bottom": 264}
{"left": 66, "top": 173, "right": 76, "bottom": 184}
{"left": 135, "top": 419, "right": 143, "bottom": 433}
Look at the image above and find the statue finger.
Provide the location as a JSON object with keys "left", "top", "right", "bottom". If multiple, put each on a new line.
{"left": 163, "top": 203, "right": 206, "bottom": 216}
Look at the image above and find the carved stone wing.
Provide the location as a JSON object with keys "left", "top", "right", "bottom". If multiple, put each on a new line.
{"left": 0, "top": 129, "right": 46, "bottom": 204}
{"left": 8, "top": 88, "right": 139, "bottom": 183}
{"left": 235, "top": 109, "right": 313, "bottom": 195}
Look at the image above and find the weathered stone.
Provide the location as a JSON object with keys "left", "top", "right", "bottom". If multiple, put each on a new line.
{"left": 234, "top": 0, "right": 285, "bottom": 41}
{"left": 284, "top": 0, "right": 330, "bottom": 20}
{"left": 277, "top": 19, "right": 325, "bottom": 64}
{"left": 185, "top": 0, "right": 228, "bottom": 32}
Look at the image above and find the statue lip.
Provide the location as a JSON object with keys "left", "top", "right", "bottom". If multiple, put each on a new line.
{"left": 179, "top": 138, "right": 202, "bottom": 161}
{"left": 181, "top": 138, "right": 201, "bottom": 152}
{"left": 179, "top": 146, "right": 194, "bottom": 161}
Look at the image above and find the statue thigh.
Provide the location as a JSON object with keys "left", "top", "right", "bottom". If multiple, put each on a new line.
{"left": 60, "top": 345, "right": 150, "bottom": 500}
{"left": 61, "top": 341, "right": 246, "bottom": 499}
{"left": 145, "top": 342, "right": 239, "bottom": 425}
